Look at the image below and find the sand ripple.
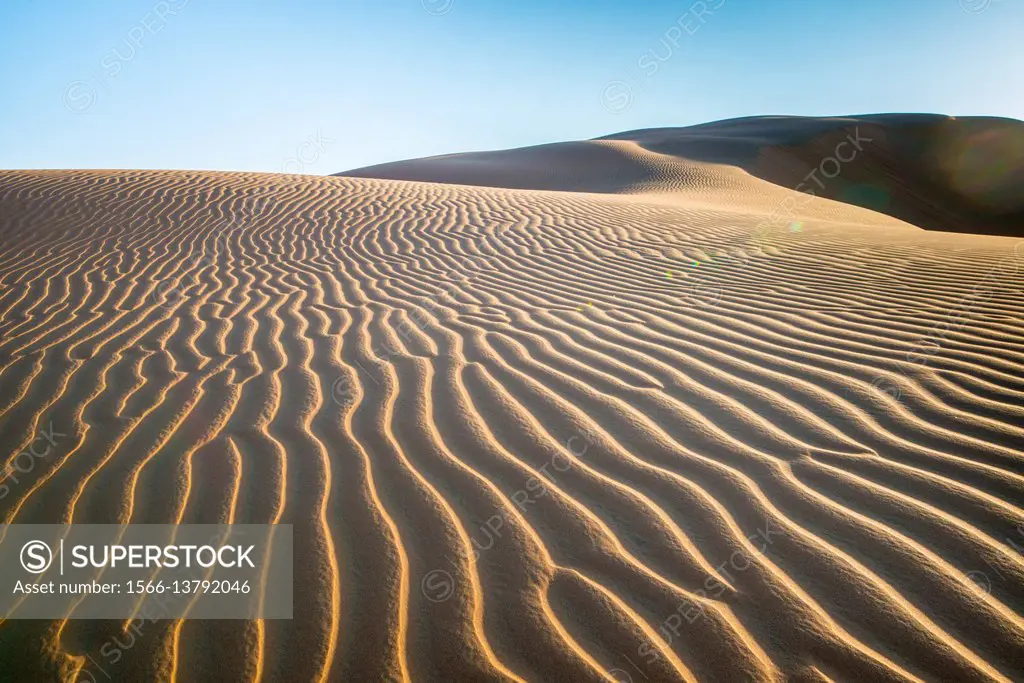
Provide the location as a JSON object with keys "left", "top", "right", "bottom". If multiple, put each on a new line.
{"left": 0, "top": 169, "right": 1022, "bottom": 682}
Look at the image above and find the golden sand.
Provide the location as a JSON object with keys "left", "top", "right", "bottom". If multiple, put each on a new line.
{"left": 0, "top": 128, "right": 1022, "bottom": 681}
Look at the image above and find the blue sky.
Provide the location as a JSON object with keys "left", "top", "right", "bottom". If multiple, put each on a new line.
{"left": 1, "top": 0, "right": 1020, "bottom": 174}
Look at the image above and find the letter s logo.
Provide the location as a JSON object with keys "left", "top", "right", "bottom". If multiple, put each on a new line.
{"left": 21, "top": 540, "right": 53, "bottom": 574}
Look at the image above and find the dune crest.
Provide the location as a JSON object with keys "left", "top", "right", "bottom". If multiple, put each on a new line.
{"left": 342, "top": 114, "right": 1024, "bottom": 236}
{"left": 0, "top": 166, "right": 1023, "bottom": 682}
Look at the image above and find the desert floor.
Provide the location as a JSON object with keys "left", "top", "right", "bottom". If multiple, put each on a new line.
{"left": 0, "top": 162, "right": 1022, "bottom": 682}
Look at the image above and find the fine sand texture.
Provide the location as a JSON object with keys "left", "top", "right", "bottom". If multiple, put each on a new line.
{"left": 1, "top": 148, "right": 1023, "bottom": 681}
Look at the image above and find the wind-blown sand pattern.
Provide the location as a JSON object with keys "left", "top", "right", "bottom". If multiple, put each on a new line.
{"left": 1, "top": 142, "right": 1023, "bottom": 681}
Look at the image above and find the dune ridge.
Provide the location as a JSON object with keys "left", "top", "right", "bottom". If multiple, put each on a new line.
{"left": 0, "top": 166, "right": 1022, "bottom": 682}
{"left": 342, "top": 114, "right": 1024, "bottom": 236}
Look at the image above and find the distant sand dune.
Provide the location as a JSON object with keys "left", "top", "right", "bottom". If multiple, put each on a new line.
{"left": 342, "top": 114, "right": 1024, "bottom": 236}
{"left": 0, "top": 165, "right": 1022, "bottom": 682}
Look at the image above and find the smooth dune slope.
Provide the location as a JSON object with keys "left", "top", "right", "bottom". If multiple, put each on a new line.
{"left": 341, "top": 114, "right": 1024, "bottom": 236}
{"left": 0, "top": 167, "right": 1023, "bottom": 682}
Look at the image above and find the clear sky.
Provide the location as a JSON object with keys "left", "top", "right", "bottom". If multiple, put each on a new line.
{"left": 1, "top": 0, "right": 1020, "bottom": 174}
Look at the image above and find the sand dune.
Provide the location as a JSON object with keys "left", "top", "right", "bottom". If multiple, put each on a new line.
{"left": 0, "top": 155, "right": 1023, "bottom": 682}
{"left": 342, "top": 114, "right": 1024, "bottom": 236}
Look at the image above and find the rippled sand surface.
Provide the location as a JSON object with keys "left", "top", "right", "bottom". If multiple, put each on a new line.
{"left": 0, "top": 166, "right": 1022, "bottom": 681}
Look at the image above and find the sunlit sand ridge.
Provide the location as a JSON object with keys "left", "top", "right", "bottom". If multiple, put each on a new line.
{"left": 1, "top": 121, "right": 1023, "bottom": 682}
